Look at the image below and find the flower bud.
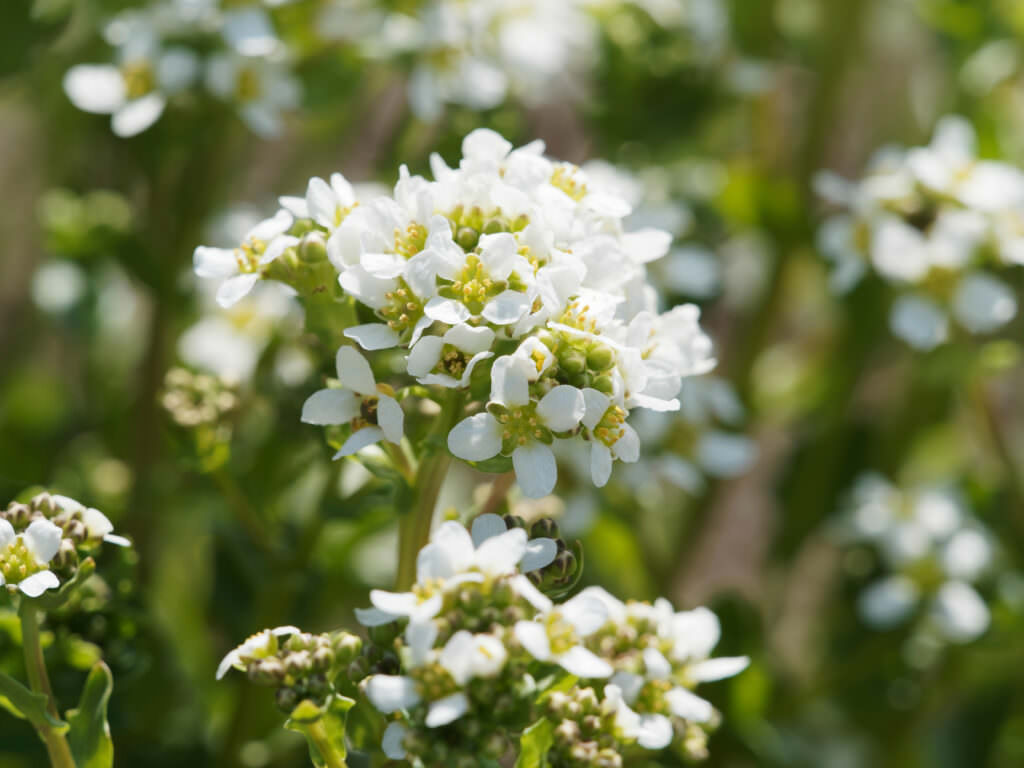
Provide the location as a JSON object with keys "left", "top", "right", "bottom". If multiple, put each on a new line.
{"left": 368, "top": 622, "right": 399, "bottom": 646}
{"left": 502, "top": 514, "right": 526, "bottom": 530}
{"left": 591, "top": 374, "right": 614, "bottom": 395}
{"left": 558, "top": 348, "right": 587, "bottom": 375}
{"left": 53, "top": 539, "right": 79, "bottom": 575}
{"left": 456, "top": 227, "right": 480, "bottom": 251}
{"left": 586, "top": 345, "right": 615, "bottom": 371}
{"left": 531, "top": 518, "right": 560, "bottom": 539}
{"left": 555, "top": 719, "right": 580, "bottom": 744}
{"left": 4, "top": 503, "right": 32, "bottom": 528}
{"left": 284, "top": 650, "right": 313, "bottom": 677}
{"left": 482, "top": 219, "right": 505, "bottom": 235}
{"left": 312, "top": 646, "right": 335, "bottom": 671}
{"left": 347, "top": 656, "right": 370, "bottom": 683}
{"left": 298, "top": 232, "right": 327, "bottom": 264}
{"left": 275, "top": 687, "right": 299, "bottom": 713}
{"left": 333, "top": 632, "right": 362, "bottom": 664}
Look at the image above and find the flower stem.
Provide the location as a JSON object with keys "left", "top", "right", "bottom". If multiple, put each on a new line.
{"left": 18, "top": 602, "right": 75, "bottom": 768}
{"left": 306, "top": 717, "right": 348, "bottom": 768}
{"left": 395, "top": 392, "right": 464, "bottom": 591}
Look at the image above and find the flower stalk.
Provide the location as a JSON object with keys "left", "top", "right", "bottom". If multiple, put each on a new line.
{"left": 18, "top": 602, "right": 75, "bottom": 768}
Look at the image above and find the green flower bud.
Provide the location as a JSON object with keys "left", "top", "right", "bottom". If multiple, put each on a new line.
{"left": 591, "top": 374, "right": 614, "bottom": 395}
{"left": 4, "top": 502, "right": 32, "bottom": 528}
{"left": 312, "top": 646, "right": 335, "bottom": 671}
{"left": 333, "top": 632, "right": 362, "bottom": 665}
{"left": 558, "top": 348, "right": 587, "bottom": 375}
{"left": 284, "top": 650, "right": 313, "bottom": 677}
{"left": 482, "top": 218, "right": 505, "bottom": 235}
{"left": 275, "top": 687, "right": 299, "bottom": 713}
{"left": 502, "top": 514, "right": 526, "bottom": 530}
{"left": 456, "top": 227, "right": 480, "bottom": 251}
{"left": 298, "top": 232, "right": 328, "bottom": 264}
{"left": 586, "top": 345, "right": 615, "bottom": 371}
{"left": 531, "top": 518, "right": 560, "bottom": 539}
{"left": 347, "top": 656, "right": 370, "bottom": 683}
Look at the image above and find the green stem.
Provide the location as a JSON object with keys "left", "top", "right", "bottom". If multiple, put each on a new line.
{"left": 18, "top": 603, "right": 75, "bottom": 768}
{"left": 307, "top": 718, "right": 348, "bottom": 768}
{"left": 395, "top": 392, "right": 464, "bottom": 591}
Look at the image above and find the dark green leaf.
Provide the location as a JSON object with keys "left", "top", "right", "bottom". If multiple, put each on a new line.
{"left": 66, "top": 661, "right": 114, "bottom": 768}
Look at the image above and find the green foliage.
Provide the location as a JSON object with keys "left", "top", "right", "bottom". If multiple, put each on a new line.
{"left": 66, "top": 662, "right": 114, "bottom": 768}
{"left": 515, "top": 718, "right": 553, "bottom": 768}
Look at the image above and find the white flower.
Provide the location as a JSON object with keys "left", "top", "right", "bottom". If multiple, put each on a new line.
{"left": 193, "top": 209, "right": 296, "bottom": 307}
{"left": 512, "top": 577, "right": 613, "bottom": 678}
{"left": 381, "top": 721, "right": 408, "bottom": 760}
{"left": 930, "top": 580, "right": 990, "bottom": 643}
{"left": 0, "top": 519, "right": 63, "bottom": 598}
{"left": 447, "top": 360, "right": 585, "bottom": 498}
{"left": 602, "top": 683, "right": 674, "bottom": 751}
{"left": 406, "top": 323, "right": 495, "bottom": 388}
{"left": 580, "top": 388, "right": 640, "bottom": 488}
{"left": 216, "top": 625, "right": 300, "bottom": 679}
{"left": 301, "top": 346, "right": 404, "bottom": 458}
{"left": 205, "top": 53, "right": 301, "bottom": 138}
{"left": 356, "top": 516, "right": 554, "bottom": 626}
{"left": 50, "top": 495, "right": 131, "bottom": 547}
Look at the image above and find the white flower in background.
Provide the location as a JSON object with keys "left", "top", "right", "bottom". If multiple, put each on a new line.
{"left": 355, "top": 515, "right": 556, "bottom": 626}
{"left": 63, "top": 34, "right": 199, "bottom": 137}
{"left": 50, "top": 495, "right": 131, "bottom": 547}
{"left": 841, "top": 474, "right": 995, "bottom": 643}
{"left": 216, "top": 625, "right": 300, "bottom": 679}
{"left": 193, "top": 209, "right": 296, "bottom": 307}
{"left": 205, "top": 52, "right": 301, "bottom": 138}
{"left": 301, "top": 346, "right": 404, "bottom": 458}
{"left": 817, "top": 116, "right": 1024, "bottom": 349}
{"left": 0, "top": 519, "right": 63, "bottom": 597}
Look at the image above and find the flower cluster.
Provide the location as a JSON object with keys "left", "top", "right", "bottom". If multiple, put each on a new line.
{"left": 816, "top": 115, "right": 1024, "bottom": 349}
{"left": 837, "top": 474, "right": 995, "bottom": 644}
{"left": 0, "top": 493, "right": 129, "bottom": 598}
{"left": 217, "top": 626, "right": 363, "bottom": 713}
{"left": 63, "top": 1, "right": 300, "bottom": 137}
{"left": 195, "top": 129, "right": 716, "bottom": 497}
{"left": 349, "top": 514, "right": 745, "bottom": 765}
{"left": 318, "top": 0, "right": 729, "bottom": 121}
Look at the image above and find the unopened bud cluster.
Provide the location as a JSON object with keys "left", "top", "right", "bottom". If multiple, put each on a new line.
{"left": 503, "top": 515, "right": 581, "bottom": 597}
{"left": 161, "top": 367, "right": 238, "bottom": 429}
{"left": 217, "top": 626, "right": 362, "bottom": 714}
{"left": 547, "top": 687, "right": 624, "bottom": 768}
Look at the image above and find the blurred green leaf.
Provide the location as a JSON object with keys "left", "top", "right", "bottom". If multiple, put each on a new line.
{"left": 515, "top": 718, "right": 553, "bottom": 768}
{"left": 66, "top": 661, "right": 114, "bottom": 768}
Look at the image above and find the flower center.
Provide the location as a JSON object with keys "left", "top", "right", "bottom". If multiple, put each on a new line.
{"left": 379, "top": 279, "right": 426, "bottom": 338}
{"left": 0, "top": 538, "right": 45, "bottom": 586}
{"left": 545, "top": 612, "right": 578, "bottom": 656}
{"left": 550, "top": 164, "right": 587, "bottom": 202}
{"left": 493, "top": 402, "right": 551, "bottom": 454}
{"left": 394, "top": 221, "right": 428, "bottom": 259}
{"left": 236, "top": 67, "right": 263, "bottom": 103}
{"left": 591, "top": 405, "right": 627, "bottom": 448}
{"left": 121, "top": 59, "right": 155, "bottom": 100}
{"left": 235, "top": 238, "right": 267, "bottom": 274}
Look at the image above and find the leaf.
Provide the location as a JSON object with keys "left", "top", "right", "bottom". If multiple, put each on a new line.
{"left": 515, "top": 718, "right": 554, "bottom": 768}
{"left": 66, "top": 661, "right": 114, "bottom": 768}
{"left": 470, "top": 455, "right": 515, "bottom": 474}
{"left": 0, "top": 670, "right": 68, "bottom": 733}
{"left": 285, "top": 694, "right": 356, "bottom": 768}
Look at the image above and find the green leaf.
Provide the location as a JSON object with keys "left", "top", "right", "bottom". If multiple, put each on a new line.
{"left": 66, "top": 661, "right": 114, "bottom": 768}
{"left": 285, "top": 695, "right": 355, "bottom": 768}
{"left": 0, "top": 670, "right": 68, "bottom": 733}
{"left": 470, "top": 455, "right": 515, "bottom": 474}
{"left": 515, "top": 718, "right": 554, "bottom": 768}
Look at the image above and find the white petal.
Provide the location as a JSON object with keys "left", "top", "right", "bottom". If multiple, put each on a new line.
{"left": 512, "top": 443, "right": 557, "bottom": 499}
{"left": 366, "top": 675, "right": 421, "bottom": 713}
{"left": 561, "top": 594, "right": 608, "bottom": 637}
{"left": 112, "top": 93, "right": 166, "bottom": 137}
{"left": 665, "top": 687, "right": 714, "bottom": 723}
{"left": 521, "top": 538, "right": 557, "bottom": 572}
{"left": 63, "top": 65, "right": 125, "bottom": 114}
{"left": 932, "top": 580, "right": 990, "bottom": 643}
{"left": 0, "top": 519, "right": 15, "bottom": 548}
{"left": 643, "top": 647, "right": 672, "bottom": 680}
{"left": 514, "top": 620, "right": 552, "bottom": 661}
{"left": 102, "top": 534, "right": 132, "bottom": 547}
{"left": 858, "top": 576, "right": 919, "bottom": 629}
{"left": 406, "top": 620, "right": 439, "bottom": 668}
{"left": 474, "top": 528, "right": 527, "bottom": 574}
{"left": 216, "top": 274, "right": 259, "bottom": 307}
{"left": 622, "top": 228, "right": 673, "bottom": 264}
{"left": 447, "top": 413, "right": 502, "bottom": 462}
{"left": 890, "top": 295, "right": 948, "bottom": 350}
{"left": 537, "top": 385, "right": 585, "bottom": 432}
{"left": 610, "top": 671, "right": 645, "bottom": 703}
{"left": 635, "top": 713, "right": 674, "bottom": 749}
{"left": 490, "top": 355, "right": 530, "bottom": 407}
{"left": 952, "top": 273, "right": 1017, "bottom": 333}
{"left": 381, "top": 722, "right": 408, "bottom": 760}
{"left": 301, "top": 389, "right": 359, "bottom": 425}
{"left": 510, "top": 574, "right": 553, "bottom": 612}
{"left": 418, "top": 522, "right": 475, "bottom": 581}
{"left": 425, "top": 692, "right": 469, "bottom": 728}
{"left": 688, "top": 656, "right": 750, "bottom": 682}
{"left": 81, "top": 507, "right": 114, "bottom": 538}
{"left": 334, "top": 427, "right": 385, "bottom": 458}
{"left": 18, "top": 570, "right": 60, "bottom": 598}
{"left": 345, "top": 323, "right": 400, "bottom": 350}
{"left": 581, "top": 388, "right": 611, "bottom": 430}
{"left": 591, "top": 443, "right": 613, "bottom": 488}
{"left": 306, "top": 176, "right": 337, "bottom": 228}
{"left": 556, "top": 646, "right": 613, "bottom": 679}
{"left": 424, "top": 297, "right": 471, "bottom": 325}
{"left": 335, "top": 346, "right": 376, "bottom": 395}
{"left": 482, "top": 290, "right": 531, "bottom": 325}
{"left": 470, "top": 513, "right": 507, "bottom": 547}
{"left": 670, "top": 607, "right": 720, "bottom": 660}
{"left": 355, "top": 607, "right": 400, "bottom": 627}
{"left": 193, "top": 247, "right": 237, "bottom": 278}
{"left": 406, "top": 336, "right": 444, "bottom": 378}
{"left": 369, "top": 590, "right": 419, "bottom": 616}
{"left": 377, "top": 395, "right": 404, "bottom": 444}
{"left": 24, "top": 520, "right": 62, "bottom": 563}
{"left": 444, "top": 324, "right": 495, "bottom": 354}
{"left": 439, "top": 631, "right": 475, "bottom": 684}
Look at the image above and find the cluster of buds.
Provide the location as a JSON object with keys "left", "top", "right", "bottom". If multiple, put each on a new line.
{"left": 0, "top": 493, "right": 128, "bottom": 598}
{"left": 217, "top": 626, "right": 362, "bottom": 714}
{"left": 547, "top": 686, "right": 626, "bottom": 767}
{"left": 503, "top": 515, "right": 582, "bottom": 597}
{"left": 161, "top": 367, "right": 239, "bottom": 430}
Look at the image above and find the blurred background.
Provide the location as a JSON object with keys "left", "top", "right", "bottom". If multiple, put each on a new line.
{"left": 2, "top": 0, "right": 1024, "bottom": 766}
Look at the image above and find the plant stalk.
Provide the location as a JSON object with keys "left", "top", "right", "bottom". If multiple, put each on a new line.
{"left": 18, "top": 603, "right": 75, "bottom": 768}
{"left": 307, "top": 718, "right": 348, "bottom": 768}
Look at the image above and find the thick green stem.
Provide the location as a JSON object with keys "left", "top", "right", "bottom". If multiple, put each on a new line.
{"left": 306, "top": 718, "right": 348, "bottom": 768}
{"left": 395, "top": 392, "right": 464, "bottom": 591}
{"left": 18, "top": 603, "right": 75, "bottom": 768}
